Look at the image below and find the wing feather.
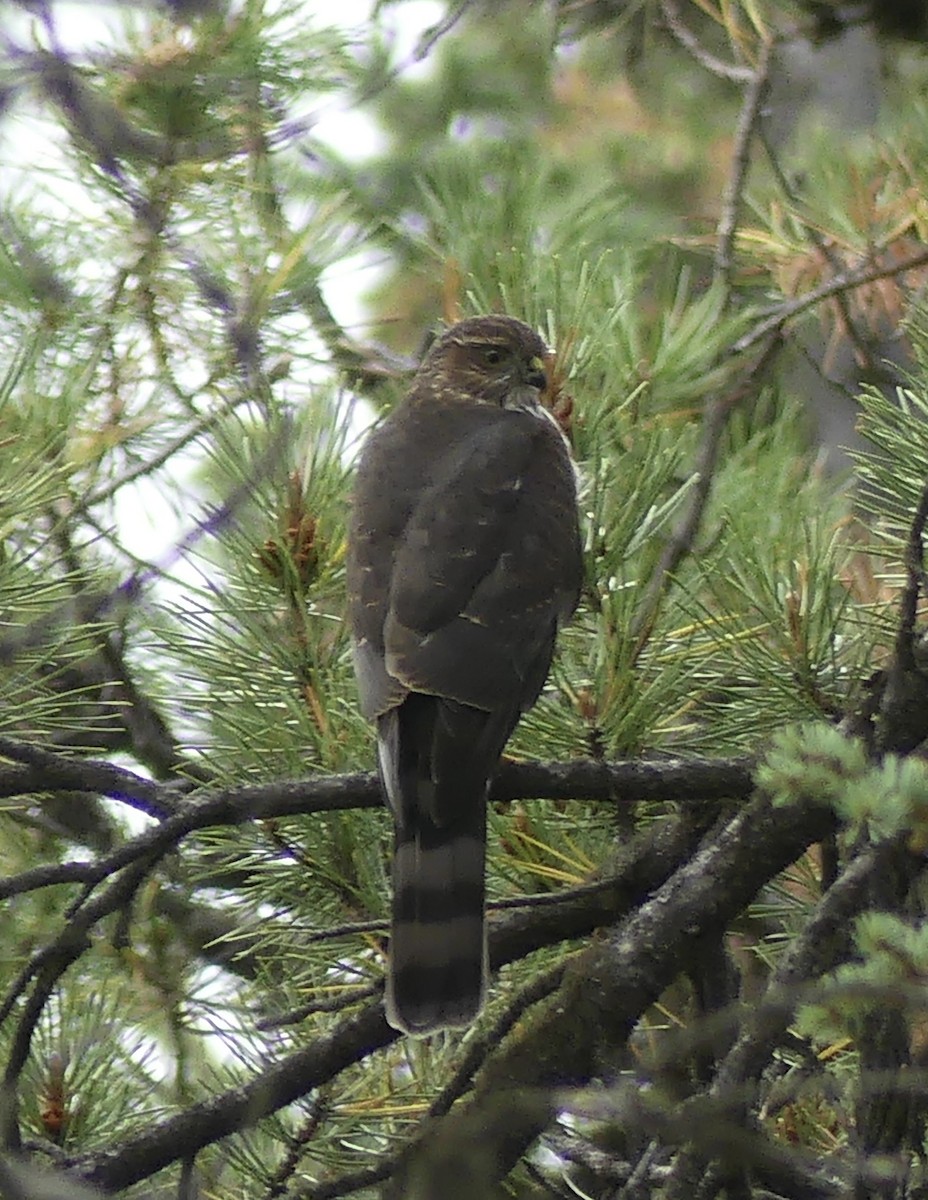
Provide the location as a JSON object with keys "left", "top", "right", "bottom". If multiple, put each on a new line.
{"left": 346, "top": 396, "right": 581, "bottom": 718}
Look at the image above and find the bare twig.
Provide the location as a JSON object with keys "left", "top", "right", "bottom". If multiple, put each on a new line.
{"left": 0, "top": 860, "right": 103, "bottom": 903}
{"left": 714, "top": 35, "right": 774, "bottom": 290}
{"left": 295, "top": 965, "right": 569, "bottom": 1200}
{"left": 623, "top": 39, "right": 789, "bottom": 646}
{"left": 296, "top": 1160, "right": 392, "bottom": 1200}
{"left": 264, "top": 1088, "right": 332, "bottom": 1200}
{"left": 658, "top": 0, "right": 753, "bottom": 82}
{"left": 258, "top": 986, "right": 379, "bottom": 1030}
{"left": 413, "top": 0, "right": 475, "bottom": 61}
{"left": 894, "top": 475, "right": 928, "bottom": 673}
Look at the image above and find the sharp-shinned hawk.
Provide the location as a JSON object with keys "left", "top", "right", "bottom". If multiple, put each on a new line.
{"left": 346, "top": 315, "right": 582, "bottom": 1035}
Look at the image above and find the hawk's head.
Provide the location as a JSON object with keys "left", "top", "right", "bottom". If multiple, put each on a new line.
{"left": 417, "top": 315, "right": 549, "bottom": 409}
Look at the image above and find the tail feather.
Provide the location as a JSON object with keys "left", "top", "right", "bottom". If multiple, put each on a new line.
{"left": 386, "top": 825, "right": 487, "bottom": 1034}
{"left": 378, "top": 693, "right": 503, "bottom": 1036}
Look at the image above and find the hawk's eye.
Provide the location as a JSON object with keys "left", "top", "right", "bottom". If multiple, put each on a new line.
{"left": 481, "top": 346, "right": 504, "bottom": 366}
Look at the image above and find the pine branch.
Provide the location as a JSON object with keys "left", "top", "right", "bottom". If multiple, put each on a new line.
{"left": 757, "top": 123, "right": 882, "bottom": 379}
{"left": 661, "top": 840, "right": 896, "bottom": 1198}
{"left": 629, "top": 336, "right": 783, "bottom": 650}
{"left": 733, "top": 246, "right": 928, "bottom": 355}
{"left": 384, "top": 788, "right": 836, "bottom": 1197}
{"left": 0, "top": 850, "right": 160, "bottom": 1151}
{"left": 843, "top": 472, "right": 928, "bottom": 754}
{"left": 78, "top": 1005, "right": 395, "bottom": 1193}
{"left": 0, "top": 734, "right": 756, "bottom": 825}
{"left": 658, "top": 1, "right": 754, "bottom": 82}
{"left": 66, "top": 801, "right": 717, "bottom": 1191}
{"left": 714, "top": 33, "right": 774, "bottom": 291}
{"left": 568, "top": 1083, "right": 846, "bottom": 1200}
{"left": 0, "top": 736, "right": 173, "bottom": 815}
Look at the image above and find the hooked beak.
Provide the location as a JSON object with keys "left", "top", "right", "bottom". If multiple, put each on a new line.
{"left": 525, "top": 355, "right": 547, "bottom": 391}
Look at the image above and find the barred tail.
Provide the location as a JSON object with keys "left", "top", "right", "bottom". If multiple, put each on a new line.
{"left": 386, "top": 811, "right": 487, "bottom": 1035}
{"left": 377, "top": 694, "right": 493, "bottom": 1035}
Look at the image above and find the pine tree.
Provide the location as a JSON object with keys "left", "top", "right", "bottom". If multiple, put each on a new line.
{"left": 2, "top": 2, "right": 928, "bottom": 1196}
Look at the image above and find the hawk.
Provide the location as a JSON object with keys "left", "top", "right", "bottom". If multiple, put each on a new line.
{"left": 346, "top": 315, "right": 582, "bottom": 1035}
